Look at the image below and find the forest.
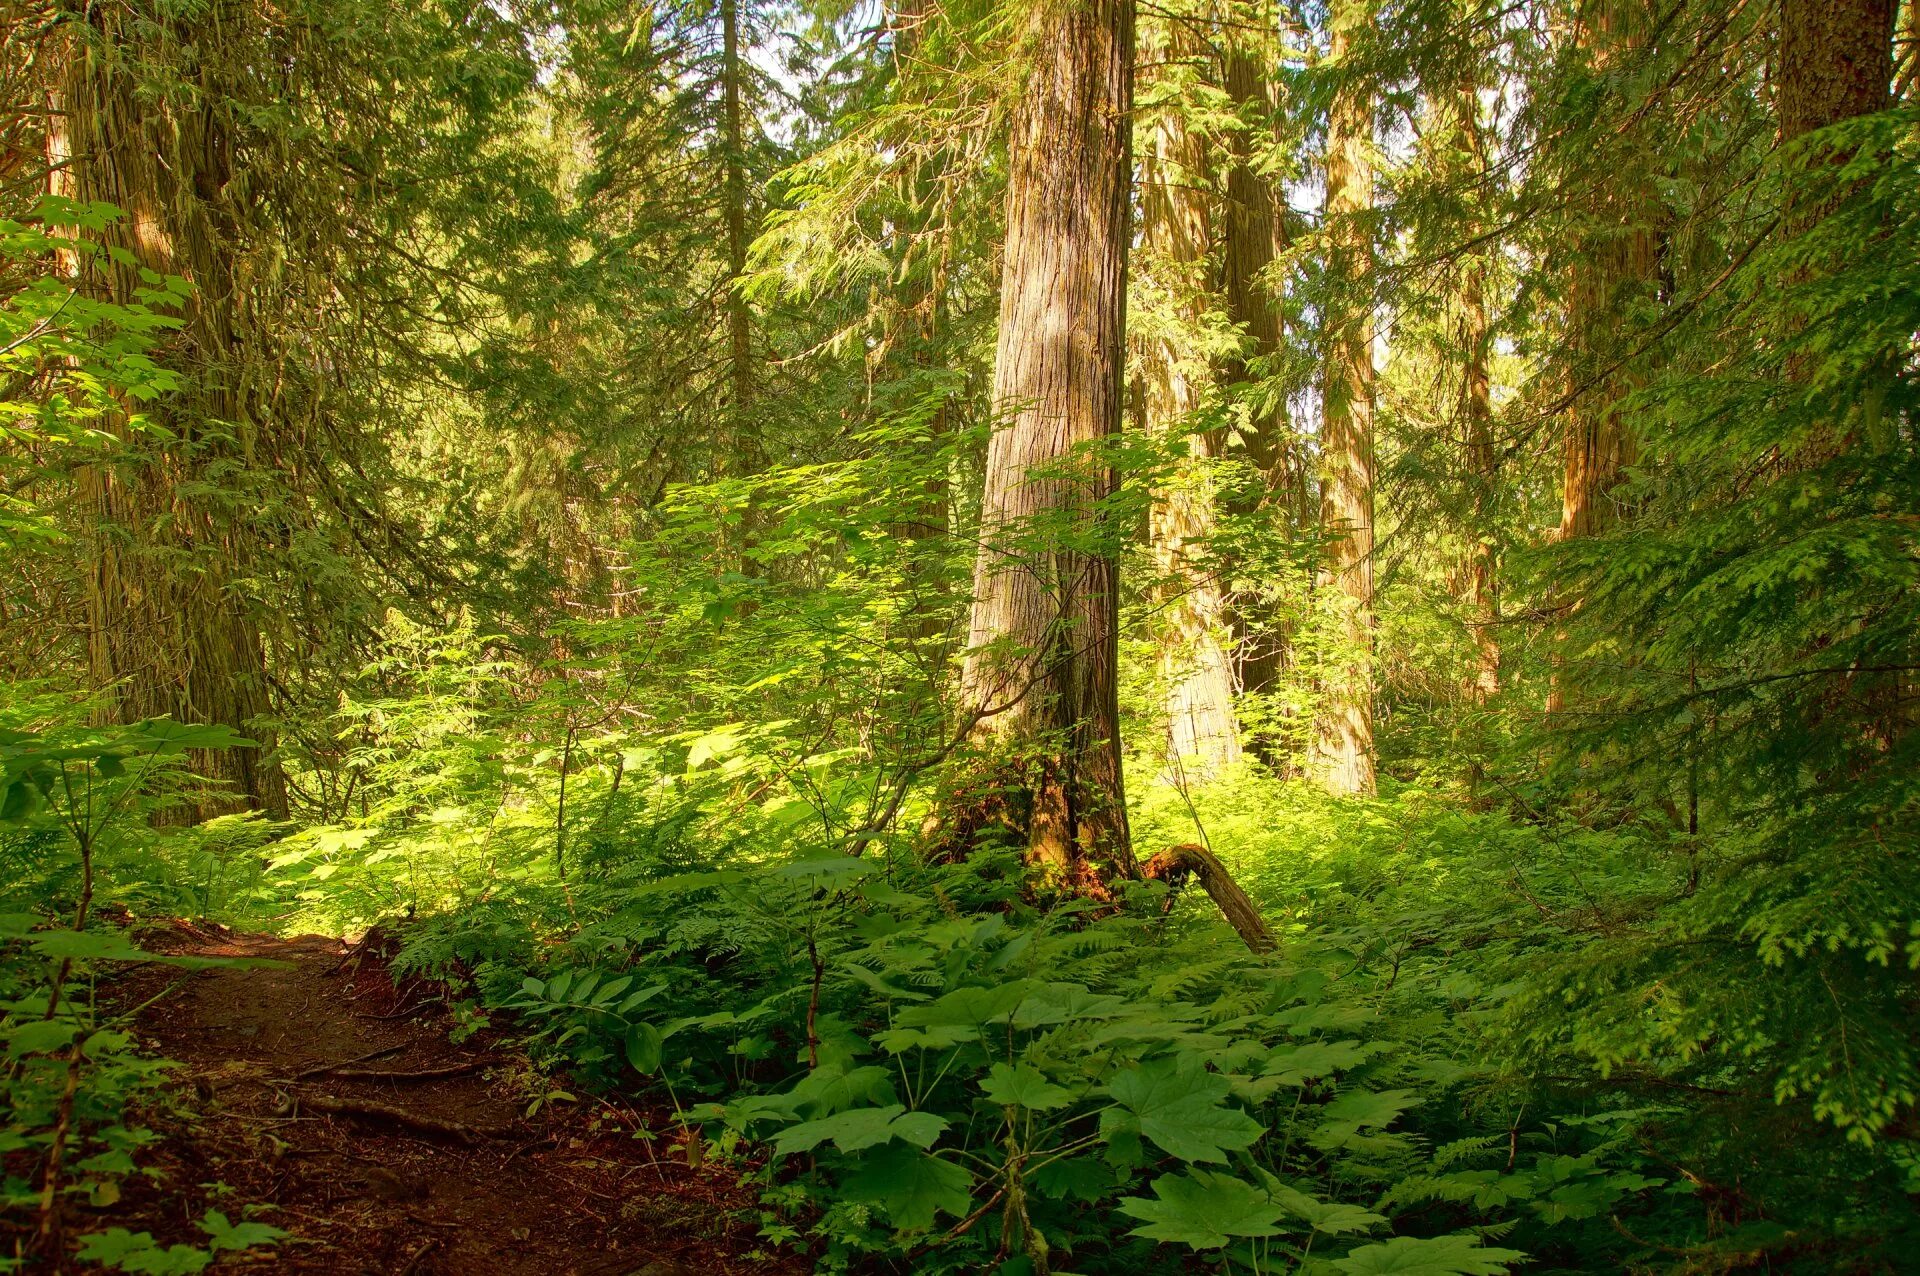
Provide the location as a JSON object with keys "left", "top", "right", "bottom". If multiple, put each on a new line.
{"left": 1, "top": 0, "right": 1916, "bottom": 1270}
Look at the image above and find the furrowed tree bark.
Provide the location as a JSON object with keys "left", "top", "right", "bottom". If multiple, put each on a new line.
{"left": 1778, "top": 0, "right": 1894, "bottom": 150}
{"left": 958, "top": 0, "right": 1137, "bottom": 889}
{"left": 1139, "top": 19, "right": 1241, "bottom": 780}
{"left": 1309, "top": 0, "right": 1377, "bottom": 797}
{"left": 49, "top": 0, "right": 286, "bottom": 819}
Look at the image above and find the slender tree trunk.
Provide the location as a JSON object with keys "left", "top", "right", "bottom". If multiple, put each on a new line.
{"left": 1448, "top": 79, "right": 1499, "bottom": 706}
{"left": 720, "top": 0, "right": 755, "bottom": 470}
{"left": 1217, "top": 20, "right": 1303, "bottom": 720}
{"left": 50, "top": 1, "right": 286, "bottom": 819}
{"left": 887, "top": 0, "right": 952, "bottom": 633}
{"left": 1138, "top": 21, "right": 1241, "bottom": 780}
{"left": 958, "top": 0, "right": 1136, "bottom": 888}
{"left": 1310, "top": 0, "right": 1377, "bottom": 797}
{"left": 1440, "top": 73, "right": 1501, "bottom": 801}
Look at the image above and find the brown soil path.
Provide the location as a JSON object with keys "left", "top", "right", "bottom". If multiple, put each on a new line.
{"left": 58, "top": 923, "right": 796, "bottom": 1275}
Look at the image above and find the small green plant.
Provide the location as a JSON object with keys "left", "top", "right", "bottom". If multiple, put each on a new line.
{"left": 0, "top": 718, "right": 262, "bottom": 1257}
{"left": 73, "top": 1209, "right": 286, "bottom": 1274}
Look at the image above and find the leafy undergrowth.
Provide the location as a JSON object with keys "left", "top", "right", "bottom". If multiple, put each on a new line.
{"left": 384, "top": 837, "right": 1644, "bottom": 1274}
{"left": 6, "top": 707, "right": 1916, "bottom": 1272}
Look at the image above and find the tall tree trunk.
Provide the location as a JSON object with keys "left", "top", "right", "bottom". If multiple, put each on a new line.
{"left": 1441, "top": 73, "right": 1501, "bottom": 800}
{"left": 1139, "top": 21, "right": 1241, "bottom": 780}
{"left": 720, "top": 0, "right": 755, "bottom": 471}
{"left": 1217, "top": 17, "right": 1302, "bottom": 711}
{"left": 1446, "top": 78, "right": 1500, "bottom": 705}
{"left": 1310, "top": 0, "right": 1377, "bottom": 797}
{"left": 958, "top": 0, "right": 1136, "bottom": 889}
{"left": 50, "top": 1, "right": 286, "bottom": 819}
{"left": 1775, "top": 0, "right": 1898, "bottom": 742}
{"left": 887, "top": 0, "right": 953, "bottom": 635}
{"left": 1556, "top": 1, "right": 1655, "bottom": 545}
{"left": 1546, "top": 0, "right": 1658, "bottom": 721}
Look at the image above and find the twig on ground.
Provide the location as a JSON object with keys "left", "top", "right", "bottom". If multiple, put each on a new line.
{"left": 328, "top": 1060, "right": 486, "bottom": 1083}
{"left": 357, "top": 997, "right": 443, "bottom": 1021}
{"left": 289, "top": 1045, "right": 406, "bottom": 1080}
{"left": 396, "top": 1237, "right": 439, "bottom": 1276}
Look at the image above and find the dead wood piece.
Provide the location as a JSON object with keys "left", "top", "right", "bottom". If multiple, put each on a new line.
{"left": 331, "top": 1060, "right": 486, "bottom": 1083}
{"left": 1141, "top": 843, "right": 1276, "bottom": 954}
{"left": 295, "top": 1092, "right": 511, "bottom": 1142}
{"left": 396, "top": 1237, "right": 439, "bottom": 1276}
{"left": 328, "top": 923, "right": 400, "bottom": 976}
{"left": 357, "top": 996, "right": 443, "bottom": 1021}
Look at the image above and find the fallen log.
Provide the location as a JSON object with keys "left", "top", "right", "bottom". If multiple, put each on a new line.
{"left": 1140, "top": 843, "right": 1276, "bottom": 954}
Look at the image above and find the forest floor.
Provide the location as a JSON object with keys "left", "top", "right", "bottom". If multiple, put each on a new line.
{"left": 31, "top": 923, "right": 796, "bottom": 1275}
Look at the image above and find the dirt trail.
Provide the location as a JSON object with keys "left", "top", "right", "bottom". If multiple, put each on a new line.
{"left": 64, "top": 924, "right": 792, "bottom": 1275}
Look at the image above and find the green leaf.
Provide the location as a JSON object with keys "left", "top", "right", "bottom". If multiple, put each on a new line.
{"left": 1333, "top": 1234, "right": 1526, "bottom": 1275}
{"left": 1264, "top": 1039, "right": 1368, "bottom": 1084}
{"left": 895, "top": 980, "right": 1042, "bottom": 1032}
{"left": 1105, "top": 1055, "right": 1264, "bottom": 1164}
{"left": 624, "top": 1023, "right": 663, "bottom": 1075}
{"left": 1314, "top": 1088, "right": 1419, "bottom": 1149}
{"left": 6, "top": 1018, "right": 79, "bottom": 1057}
{"left": 75, "top": 1227, "right": 214, "bottom": 1275}
{"left": 32, "top": 930, "right": 149, "bottom": 961}
{"left": 75, "top": 1229, "right": 162, "bottom": 1266}
{"left": 199, "top": 1208, "right": 287, "bottom": 1252}
{"left": 981, "top": 1061, "right": 1071, "bottom": 1111}
{"left": 842, "top": 1143, "right": 973, "bottom": 1232}
{"left": 1117, "top": 1170, "right": 1287, "bottom": 1249}
{"left": 1029, "top": 1155, "right": 1114, "bottom": 1202}
{"left": 771, "top": 1104, "right": 947, "bottom": 1156}
{"left": 1270, "top": 1183, "right": 1386, "bottom": 1234}
{"left": 0, "top": 779, "right": 35, "bottom": 822}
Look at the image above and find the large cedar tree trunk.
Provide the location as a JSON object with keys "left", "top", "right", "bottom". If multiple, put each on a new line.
{"left": 50, "top": 1, "right": 286, "bottom": 819}
{"left": 1309, "top": 0, "right": 1377, "bottom": 797}
{"left": 1139, "top": 22, "right": 1242, "bottom": 780}
{"left": 958, "top": 0, "right": 1137, "bottom": 888}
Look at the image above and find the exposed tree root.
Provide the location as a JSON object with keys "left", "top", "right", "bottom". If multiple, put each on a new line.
{"left": 328, "top": 1060, "right": 487, "bottom": 1083}
{"left": 1141, "top": 843, "right": 1276, "bottom": 954}
{"left": 293, "top": 1092, "right": 512, "bottom": 1142}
